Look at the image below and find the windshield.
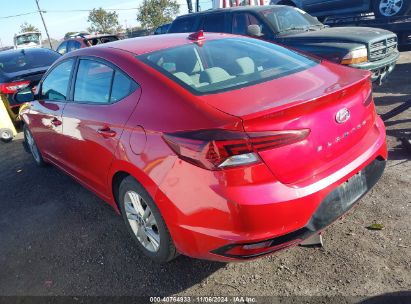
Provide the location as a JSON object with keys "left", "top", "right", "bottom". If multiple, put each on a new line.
{"left": 0, "top": 49, "right": 60, "bottom": 74}
{"left": 15, "top": 33, "right": 41, "bottom": 45}
{"left": 138, "top": 37, "right": 318, "bottom": 95}
{"left": 262, "top": 7, "right": 323, "bottom": 33}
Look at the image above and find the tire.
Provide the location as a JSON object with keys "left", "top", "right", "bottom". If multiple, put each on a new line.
{"left": 23, "top": 125, "right": 46, "bottom": 167}
{"left": 118, "top": 176, "right": 178, "bottom": 263}
{"left": 0, "top": 128, "right": 13, "bottom": 143}
{"left": 373, "top": 0, "right": 411, "bottom": 18}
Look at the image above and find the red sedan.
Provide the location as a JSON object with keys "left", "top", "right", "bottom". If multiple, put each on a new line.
{"left": 18, "top": 32, "right": 387, "bottom": 262}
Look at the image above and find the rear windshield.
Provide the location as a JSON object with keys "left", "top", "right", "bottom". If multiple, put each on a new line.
{"left": 0, "top": 50, "right": 60, "bottom": 74}
{"left": 138, "top": 37, "right": 318, "bottom": 95}
{"left": 168, "top": 17, "right": 197, "bottom": 33}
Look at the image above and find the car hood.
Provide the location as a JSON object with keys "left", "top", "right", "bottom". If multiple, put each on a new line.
{"left": 279, "top": 27, "right": 396, "bottom": 45}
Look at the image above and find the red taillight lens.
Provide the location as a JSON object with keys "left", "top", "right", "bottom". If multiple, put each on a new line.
{"left": 361, "top": 79, "right": 373, "bottom": 107}
{"left": 163, "top": 129, "right": 310, "bottom": 170}
{"left": 0, "top": 81, "right": 30, "bottom": 94}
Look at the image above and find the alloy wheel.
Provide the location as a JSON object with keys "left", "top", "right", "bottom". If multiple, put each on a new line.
{"left": 379, "top": 0, "right": 404, "bottom": 16}
{"left": 124, "top": 190, "right": 160, "bottom": 252}
{"left": 25, "top": 128, "right": 41, "bottom": 163}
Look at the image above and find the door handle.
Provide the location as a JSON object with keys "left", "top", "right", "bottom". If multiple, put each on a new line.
{"left": 51, "top": 118, "right": 62, "bottom": 126}
{"left": 97, "top": 127, "right": 117, "bottom": 138}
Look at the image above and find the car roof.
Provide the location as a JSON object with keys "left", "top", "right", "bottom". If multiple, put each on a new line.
{"left": 175, "top": 5, "right": 286, "bottom": 18}
{"left": 96, "top": 32, "right": 236, "bottom": 55}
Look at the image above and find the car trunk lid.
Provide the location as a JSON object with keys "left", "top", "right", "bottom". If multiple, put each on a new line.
{"left": 199, "top": 62, "right": 375, "bottom": 184}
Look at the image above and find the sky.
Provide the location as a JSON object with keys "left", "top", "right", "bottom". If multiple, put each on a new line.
{"left": 0, "top": 0, "right": 212, "bottom": 47}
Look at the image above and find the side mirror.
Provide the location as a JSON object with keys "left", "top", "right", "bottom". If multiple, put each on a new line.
{"left": 247, "top": 24, "right": 264, "bottom": 38}
{"left": 13, "top": 87, "right": 36, "bottom": 104}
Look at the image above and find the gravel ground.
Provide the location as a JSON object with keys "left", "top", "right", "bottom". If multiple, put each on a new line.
{"left": 0, "top": 52, "right": 410, "bottom": 302}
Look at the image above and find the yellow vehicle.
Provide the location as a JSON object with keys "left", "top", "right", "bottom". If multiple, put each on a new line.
{"left": 0, "top": 94, "right": 17, "bottom": 142}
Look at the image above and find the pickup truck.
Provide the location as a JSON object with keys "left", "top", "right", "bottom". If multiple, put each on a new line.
{"left": 168, "top": 5, "right": 400, "bottom": 83}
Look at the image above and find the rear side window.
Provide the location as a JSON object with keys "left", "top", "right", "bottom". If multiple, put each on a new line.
{"left": 201, "top": 14, "right": 227, "bottom": 33}
{"left": 67, "top": 40, "right": 81, "bottom": 52}
{"left": 139, "top": 37, "right": 318, "bottom": 95}
{"left": 168, "top": 17, "right": 196, "bottom": 33}
{"left": 110, "top": 71, "right": 137, "bottom": 102}
{"left": 41, "top": 59, "right": 74, "bottom": 101}
{"left": 74, "top": 60, "right": 114, "bottom": 103}
{"left": 73, "top": 59, "right": 138, "bottom": 104}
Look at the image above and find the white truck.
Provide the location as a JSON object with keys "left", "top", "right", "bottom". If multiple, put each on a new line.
{"left": 14, "top": 32, "right": 42, "bottom": 50}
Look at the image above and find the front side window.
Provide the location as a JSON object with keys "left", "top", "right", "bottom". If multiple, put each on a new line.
{"left": 232, "top": 13, "right": 267, "bottom": 36}
{"left": 56, "top": 42, "right": 67, "bottom": 55}
{"left": 139, "top": 37, "right": 318, "bottom": 95}
{"left": 41, "top": 59, "right": 74, "bottom": 101}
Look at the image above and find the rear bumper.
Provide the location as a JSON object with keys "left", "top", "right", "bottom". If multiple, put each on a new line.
{"left": 212, "top": 158, "right": 385, "bottom": 259}
{"left": 350, "top": 51, "right": 400, "bottom": 82}
{"left": 156, "top": 117, "right": 387, "bottom": 261}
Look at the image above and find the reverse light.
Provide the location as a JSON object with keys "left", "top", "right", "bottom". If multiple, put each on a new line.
{"left": 341, "top": 48, "right": 368, "bottom": 65}
{"left": 163, "top": 129, "right": 310, "bottom": 170}
{"left": 0, "top": 81, "right": 30, "bottom": 94}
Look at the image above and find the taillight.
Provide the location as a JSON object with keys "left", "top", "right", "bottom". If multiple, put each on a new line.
{"left": 0, "top": 81, "right": 30, "bottom": 94}
{"left": 163, "top": 129, "right": 310, "bottom": 170}
{"left": 361, "top": 79, "right": 373, "bottom": 107}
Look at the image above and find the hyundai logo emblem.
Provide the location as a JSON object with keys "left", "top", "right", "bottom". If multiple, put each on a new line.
{"left": 336, "top": 108, "right": 350, "bottom": 124}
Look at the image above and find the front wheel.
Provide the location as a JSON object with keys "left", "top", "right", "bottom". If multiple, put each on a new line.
{"left": 373, "top": 0, "right": 411, "bottom": 18}
{"left": 118, "top": 176, "right": 178, "bottom": 263}
{"left": 24, "top": 125, "right": 46, "bottom": 167}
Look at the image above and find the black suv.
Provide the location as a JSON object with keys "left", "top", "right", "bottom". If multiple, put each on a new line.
{"left": 168, "top": 5, "right": 399, "bottom": 83}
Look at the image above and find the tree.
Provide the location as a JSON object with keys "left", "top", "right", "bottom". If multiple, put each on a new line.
{"left": 20, "top": 22, "right": 40, "bottom": 33}
{"left": 137, "top": 0, "right": 180, "bottom": 30}
{"left": 64, "top": 32, "right": 77, "bottom": 39}
{"left": 87, "top": 8, "right": 123, "bottom": 34}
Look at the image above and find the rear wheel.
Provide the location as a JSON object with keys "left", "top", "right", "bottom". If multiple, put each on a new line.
{"left": 373, "top": 0, "right": 411, "bottom": 18}
{"left": 24, "top": 125, "right": 46, "bottom": 166}
{"left": 118, "top": 176, "right": 178, "bottom": 263}
{"left": 0, "top": 128, "right": 13, "bottom": 143}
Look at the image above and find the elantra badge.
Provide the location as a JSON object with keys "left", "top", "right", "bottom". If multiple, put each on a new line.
{"left": 336, "top": 108, "right": 350, "bottom": 124}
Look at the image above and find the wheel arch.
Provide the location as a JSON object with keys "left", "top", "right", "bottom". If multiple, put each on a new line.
{"left": 109, "top": 160, "right": 162, "bottom": 214}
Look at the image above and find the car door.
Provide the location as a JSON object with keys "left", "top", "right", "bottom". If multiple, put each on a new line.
{"left": 28, "top": 58, "right": 75, "bottom": 164}
{"left": 61, "top": 57, "right": 140, "bottom": 198}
